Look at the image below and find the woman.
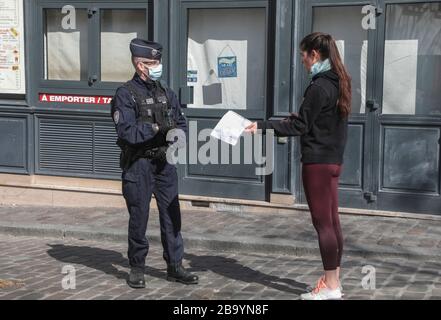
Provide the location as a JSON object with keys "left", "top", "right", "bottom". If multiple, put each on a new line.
{"left": 246, "top": 32, "right": 351, "bottom": 300}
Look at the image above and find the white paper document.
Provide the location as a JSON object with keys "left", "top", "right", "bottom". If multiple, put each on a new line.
{"left": 211, "top": 111, "right": 252, "bottom": 146}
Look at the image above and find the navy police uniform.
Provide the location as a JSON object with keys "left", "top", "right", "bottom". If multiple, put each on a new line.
{"left": 111, "top": 39, "right": 197, "bottom": 287}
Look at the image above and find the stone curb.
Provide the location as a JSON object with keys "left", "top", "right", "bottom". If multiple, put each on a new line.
{"left": 0, "top": 222, "right": 439, "bottom": 261}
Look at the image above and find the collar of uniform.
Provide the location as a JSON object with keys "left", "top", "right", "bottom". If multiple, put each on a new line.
{"left": 132, "top": 72, "right": 157, "bottom": 89}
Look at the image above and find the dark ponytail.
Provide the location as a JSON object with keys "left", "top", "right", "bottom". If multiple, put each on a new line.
{"left": 300, "top": 32, "right": 352, "bottom": 117}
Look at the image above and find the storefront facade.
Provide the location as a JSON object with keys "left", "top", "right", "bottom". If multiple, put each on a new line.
{"left": 0, "top": 0, "right": 440, "bottom": 215}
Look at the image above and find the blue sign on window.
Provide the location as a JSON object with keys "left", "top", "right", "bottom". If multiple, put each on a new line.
{"left": 187, "top": 70, "right": 198, "bottom": 83}
{"left": 218, "top": 56, "right": 237, "bottom": 78}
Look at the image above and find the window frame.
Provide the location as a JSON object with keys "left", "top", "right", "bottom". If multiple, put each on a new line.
{"left": 31, "top": 0, "right": 153, "bottom": 110}
{"left": 378, "top": 0, "right": 441, "bottom": 117}
{"left": 170, "top": 0, "right": 270, "bottom": 119}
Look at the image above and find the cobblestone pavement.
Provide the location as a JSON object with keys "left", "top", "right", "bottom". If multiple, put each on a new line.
{"left": 0, "top": 234, "right": 440, "bottom": 300}
{"left": 0, "top": 205, "right": 440, "bottom": 258}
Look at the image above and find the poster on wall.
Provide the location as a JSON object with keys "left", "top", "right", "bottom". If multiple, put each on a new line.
{"left": 382, "top": 40, "right": 418, "bottom": 115}
{"left": 0, "top": 0, "right": 26, "bottom": 94}
{"left": 334, "top": 39, "right": 368, "bottom": 114}
{"left": 187, "top": 39, "right": 247, "bottom": 109}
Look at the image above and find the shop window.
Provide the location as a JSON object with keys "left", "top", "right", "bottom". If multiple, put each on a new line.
{"left": 313, "top": 6, "right": 368, "bottom": 114}
{"left": 39, "top": 1, "right": 151, "bottom": 89}
{"left": 100, "top": 9, "right": 148, "bottom": 82}
{"left": 382, "top": 3, "right": 441, "bottom": 116}
{"left": 186, "top": 8, "right": 267, "bottom": 110}
{"left": 44, "top": 9, "right": 89, "bottom": 81}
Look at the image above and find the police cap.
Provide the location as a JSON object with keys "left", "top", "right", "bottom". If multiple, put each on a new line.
{"left": 130, "top": 38, "right": 162, "bottom": 60}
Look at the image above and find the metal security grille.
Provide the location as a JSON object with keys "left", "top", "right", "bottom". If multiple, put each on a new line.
{"left": 93, "top": 124, "right": 121, "bottom": 175}
{"left": 38, "top": 119, "right": 120, "bottom": 177}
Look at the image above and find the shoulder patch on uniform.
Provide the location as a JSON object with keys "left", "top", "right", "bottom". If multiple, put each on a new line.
{"left": 113, "top": 111, "right": 120, "bottom": 125}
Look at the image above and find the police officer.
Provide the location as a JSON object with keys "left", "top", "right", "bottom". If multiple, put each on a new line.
{"left": 111, "top": 38, "right": 198, "bottom": 289}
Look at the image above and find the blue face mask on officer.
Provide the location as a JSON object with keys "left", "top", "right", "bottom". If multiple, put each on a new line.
{"left": 140, "top": 61, "right": 163, "bottom": 81}
{"left": 147, "top": 63, "right": 163, "bottom": 81}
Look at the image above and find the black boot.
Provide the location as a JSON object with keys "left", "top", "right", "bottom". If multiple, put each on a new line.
{"left": 127, "top": 267, "right": 145, "bottom": 289}
{"left": 167, "top": 263, "right": 199, "bottom": 285}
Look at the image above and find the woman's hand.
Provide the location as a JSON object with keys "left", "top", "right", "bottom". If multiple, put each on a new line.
{"left": 281, "top": 112, "right": 299, "bottom": 122}
{"left": 244, "top": 122, "right": 258, "bottom": 134}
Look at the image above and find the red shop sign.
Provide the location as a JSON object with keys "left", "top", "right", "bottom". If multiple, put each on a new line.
{"left": 39, "top": 93, "right": 113, "bottom": 105}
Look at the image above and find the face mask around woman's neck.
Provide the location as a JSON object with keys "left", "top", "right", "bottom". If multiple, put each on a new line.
{"left": 309, "top": 58, "right": 331, "bottom": 79}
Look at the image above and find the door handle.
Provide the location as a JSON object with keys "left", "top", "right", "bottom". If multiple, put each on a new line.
{"left": 366, "top": 99, "right": 379, "bottom": 112}
{"left": 364, "top": 192, "right": 377, "bottom": 203}
{"left": 375, "top": 6, "right": 384, "bottom": 16}
{"left": 88, "top": 8, "right": 97, "bottom": 18}
{"left": 88, "top": 75, "right": 98, "bottom": 87}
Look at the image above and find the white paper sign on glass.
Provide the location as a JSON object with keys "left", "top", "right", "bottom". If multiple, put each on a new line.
{"left": 210, "top": 111, "right": 252, "bottom": 146}
{"left": 0, "top": 0, "right": 26, "bottom": 94}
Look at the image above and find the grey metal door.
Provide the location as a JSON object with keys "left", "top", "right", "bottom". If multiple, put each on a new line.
{"left": 307, "top": 0, "right": 441, "bottom": 215}
{"left": 170, "top": 0, "right": 270, "bottom": 201}
{"left": 306, "top": 0, "right": 379, "bottom": 210}
{"left": 370, "top": 0, "right": 441, "bottom": 214}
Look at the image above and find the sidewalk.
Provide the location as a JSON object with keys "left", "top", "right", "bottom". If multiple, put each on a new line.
{"left": 0, "top": 204, "right": 440, "bottom": 259}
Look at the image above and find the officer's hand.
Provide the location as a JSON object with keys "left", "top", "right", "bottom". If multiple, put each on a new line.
{"left": 156, "top": 146, "right": 168, "bottom": 162}
{"left": 159, "top": 124, "right": 173, "bottom": 136}
{"left": 152, "top": 123, "right": 160, "bottom": 134}
{"left": 153, "top": 123, "right": 174, "bottom": 137}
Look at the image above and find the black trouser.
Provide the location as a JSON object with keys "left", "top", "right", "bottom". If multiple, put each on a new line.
{"left": 122, "top": 157, "right": 183, "bottom": 269}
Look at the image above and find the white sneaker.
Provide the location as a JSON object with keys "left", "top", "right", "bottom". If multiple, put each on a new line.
{"left": 306, "top": 275, "right": 344, "bottom": 296}
{"left": 301, "top": 278, "right": 342, "bottom": 300}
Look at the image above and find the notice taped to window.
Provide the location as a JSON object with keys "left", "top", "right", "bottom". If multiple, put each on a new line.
{"left": 0, "top": 0, "right": 25, "bottom": 94}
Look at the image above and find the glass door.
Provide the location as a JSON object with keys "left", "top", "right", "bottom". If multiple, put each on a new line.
{"left": 308, "top": 0, "right": 441, "bottom": 215}
{"left": 372, "top": 1, "right": 441, "bottom": 214}
{"left": 171, "top": 0, "right": 270, "bottom": 201}
{"left": 305, "top": 0, "right": 378, "bottom": 209}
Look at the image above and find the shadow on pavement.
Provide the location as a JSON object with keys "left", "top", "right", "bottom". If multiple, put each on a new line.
{"left": 46, "top": 244, "right": 307, "bottom": 295}
{"left": 184, "top": 253, "right": 308, "bottom": 295}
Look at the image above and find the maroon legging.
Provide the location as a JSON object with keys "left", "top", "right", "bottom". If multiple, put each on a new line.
{"left": 302, "top": 163, "right": 343, "bottom": 271}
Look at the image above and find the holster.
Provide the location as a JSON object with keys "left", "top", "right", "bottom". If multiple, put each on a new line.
{"left": 118, "top": 139, "right": 169, "bottom": 171}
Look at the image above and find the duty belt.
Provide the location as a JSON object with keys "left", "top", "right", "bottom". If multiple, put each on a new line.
{"left": 141, "top": 146, "right": 168, "bottom": 161}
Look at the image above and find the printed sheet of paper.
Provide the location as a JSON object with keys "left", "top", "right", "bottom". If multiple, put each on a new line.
{"left": 211, "top": 111, "right": 252, "bottom": 146}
